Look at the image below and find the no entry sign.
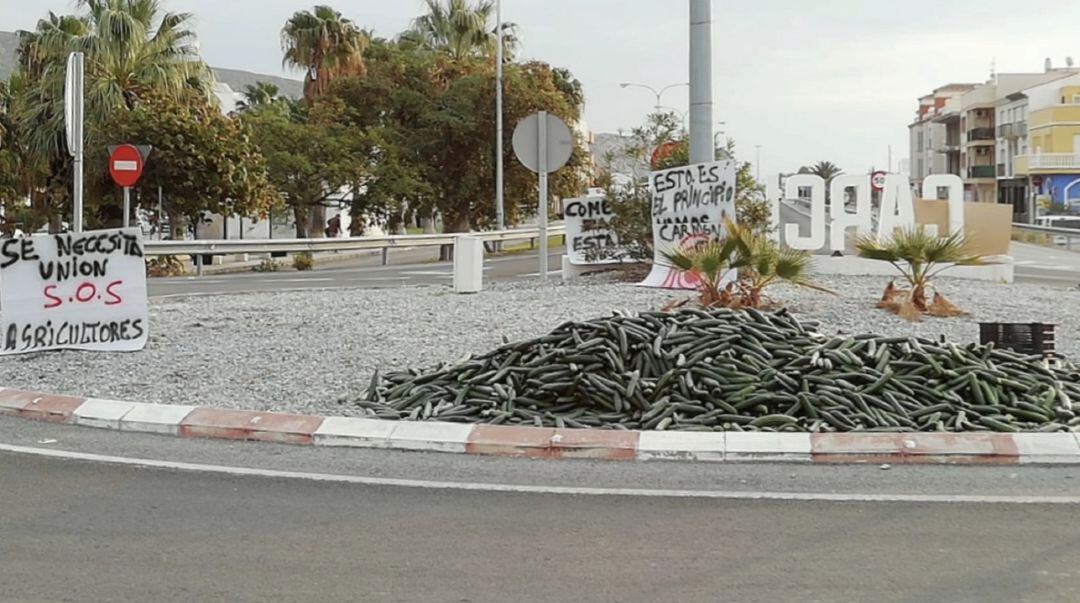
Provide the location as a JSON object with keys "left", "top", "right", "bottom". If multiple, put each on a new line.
{"left": 109, "top": 144, "right": 145, "bottom": 188}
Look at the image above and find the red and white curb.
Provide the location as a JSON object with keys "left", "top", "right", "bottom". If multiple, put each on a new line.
{"left": 2, "top": 388, "right": 1079, "bottom": 464}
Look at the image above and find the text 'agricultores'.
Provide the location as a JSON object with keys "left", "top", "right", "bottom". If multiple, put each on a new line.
{"left": 0, "top": 228, "right": 149, "bottom": 355}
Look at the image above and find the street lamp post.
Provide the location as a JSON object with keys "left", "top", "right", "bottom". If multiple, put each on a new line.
{"left": 619, "top": 82, "right": 689, "bottom": 111}
{"left": 755, "top": 145, "right": 762, "bottom": 183}
{"left": 495, "top": 0, "right": 505, "bottom": 235}
{"left": 713, "top": 121, "right": 727, "bottom": 157}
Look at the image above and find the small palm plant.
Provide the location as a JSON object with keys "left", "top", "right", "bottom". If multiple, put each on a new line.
{"left": 661, "top": 236, "right": 743, "bottom": 307}
{"left": 731, "top": 222, "right": 832, "bottom": 308}
{"left": 662, "top": 219, "right": 828, "bottom": 309}
{"left": 855, "top": 227, "right": 985, "bottom": 321}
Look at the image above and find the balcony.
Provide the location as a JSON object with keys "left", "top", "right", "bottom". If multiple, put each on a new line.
{"left": 1014, "top": 153, "right": 1080, "bottom": 174}
{"left": 967, "top": 165, "right": 997, "bottom": 179}
{"left": 966, "top": 127, "right": 996, "bottom": 143}
{"left": 934, "top": 140, "right": 962, "bottom": 153}
{"left": 997, "top": 122, "right": 1028, "bottom": 139}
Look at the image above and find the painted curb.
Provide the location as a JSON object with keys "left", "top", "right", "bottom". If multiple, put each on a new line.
{"left": 2, "top": 387, "right": 1079, "bottom": 465}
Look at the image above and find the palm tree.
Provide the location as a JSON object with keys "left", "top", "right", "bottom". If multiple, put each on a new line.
{"left": 281, "top": 6, "right": 368, "bottom": 102}
{"left": 804, "top": 161, "right": 843, "bottom": 183}
{"left": 16, "top": 0, "right": 212, "bottom": 160}
{"left": 406, "top": 0, "right": 518, "bottom": 61}
{"left": 237, "top": 82, "right": 281, "bottom": 112}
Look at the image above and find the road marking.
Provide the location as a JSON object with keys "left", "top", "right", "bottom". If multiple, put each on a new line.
{"left": 2, "top": 443, "right": 1077, "bottom": 504}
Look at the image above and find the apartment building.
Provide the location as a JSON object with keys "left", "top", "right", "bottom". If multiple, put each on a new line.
{"left": 909, "top": 84, "right": 975, "bottom": 192}
{"left": 911, "top": 61, "right": 1080, "bottom": 221}
{"left": 1015, "top": 73, "right": 1080, "bottom": 215}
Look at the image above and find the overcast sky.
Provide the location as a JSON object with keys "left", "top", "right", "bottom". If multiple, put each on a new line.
{"left": 6, "top": 0, "right": 1080, "bottom": 177}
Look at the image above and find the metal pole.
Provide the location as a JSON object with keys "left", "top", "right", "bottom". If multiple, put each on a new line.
{"left": 157, "top": 186, "right": 163, "bottom": 239}
{"left": 72, "top": 53, "right": 85, "bottom": 233}
{"left": 123, "top": 187, "right": 130, "bottom": 228}
{"left": 495, "top": 0, "right": 505, "bottom": 235}
{"left": 538, "top": 111, "right": 549, "bottom": 281}
{"left": 688, "top": 0, "right": 714, "bottom": 164}
{"left": 756, "top": 145, "right": 762, "bottom": 183}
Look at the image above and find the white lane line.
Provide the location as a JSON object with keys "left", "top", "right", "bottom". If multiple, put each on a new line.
{"left": 2, "top": 443, "right": 1077, "bottom": 505}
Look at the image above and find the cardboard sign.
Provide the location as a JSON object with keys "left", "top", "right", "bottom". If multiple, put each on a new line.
{"left": 914, "top": 199, "right": 1012, "bottom": 256}
{"left": 0, "top": 228, "right": 148, "bottom": 355}
{"left": 563, "top": 196, "right": 626, "bottom": 265}
{"left": 641, "top": 160, "right": 737, "bottom": 289}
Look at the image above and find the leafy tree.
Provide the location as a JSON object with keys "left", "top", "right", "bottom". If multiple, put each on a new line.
{"left": 282, "top": 5, "right": 368, "bottom": 102}
{"left": 95, "top": 93, "right": 280, "bottom": 234}
{"left": 600, "top": 112, "right": 769, "bottom": 260}
{"left": 324, "top": 40, "right": 586, "bottom": 234}
{"left": 245, "top": 106, "right": 360, "bottom": 238}
{"left": 406, "top": 0, "right": 517, "bottom": 61}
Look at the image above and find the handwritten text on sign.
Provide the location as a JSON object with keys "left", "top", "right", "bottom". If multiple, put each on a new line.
{"left": 563, "top": 196, "right": 627, "bottom": 265}
{"left": 0, "top": 228, "right": 148, "bottom": 355}
{"left": 640, "top": 160, "right": 737, "bottom": 289}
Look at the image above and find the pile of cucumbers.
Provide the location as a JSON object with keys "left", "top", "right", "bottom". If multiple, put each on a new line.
{"left": 355, "top": 307, "right": 1080, "bottom": 433}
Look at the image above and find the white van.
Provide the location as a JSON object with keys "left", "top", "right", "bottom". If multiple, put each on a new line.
{"left": 1035, "top": 216, "right": 1080, "bottom": 246}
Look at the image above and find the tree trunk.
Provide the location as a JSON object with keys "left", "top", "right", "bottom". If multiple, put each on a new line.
{"left": 421, "top": 212, "right": 438, "bottom": 234}
{"left": 293, "top": 205, "right": 309, "bottom": 238}
{"left": 307, "top": 204, "right": 326, "bottom": 238}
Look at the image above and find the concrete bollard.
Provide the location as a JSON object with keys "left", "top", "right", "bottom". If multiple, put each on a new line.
{"left": 454, "top": 235, "right": 484, "bottom": 293}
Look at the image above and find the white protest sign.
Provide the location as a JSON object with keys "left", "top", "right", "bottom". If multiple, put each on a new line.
{"left": 0, "top": 228, "right": 148, "bottom": 355}
{"left": 641, "top": 160, "right": 737, "bottom": 289}
{"left": 563, "top": 196, "right": 626, "bottom": 265}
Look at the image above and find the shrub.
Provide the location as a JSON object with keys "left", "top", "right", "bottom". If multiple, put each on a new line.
{"left": 253, "top": 258, "right": 281, "bottom": 273}
{"left": 146, "top": 256, "right": 185, "bottom": 277}
{"left": 293, "top": 252, "right": 315, "bottom": 271}
{"left": 855, "top": 228, "right": 985, "bottom": 321}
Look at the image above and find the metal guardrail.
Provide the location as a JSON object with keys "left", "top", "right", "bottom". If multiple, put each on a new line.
{"left": 1012, "top": 222, "right": 1080, "bottom": 251}
{"left": 144, "top": 224, "right": 566, "bottom": 256}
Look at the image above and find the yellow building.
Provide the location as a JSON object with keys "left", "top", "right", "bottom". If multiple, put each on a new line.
{"left": 1016, "top": 83, "right": 1080, "bottom": 211}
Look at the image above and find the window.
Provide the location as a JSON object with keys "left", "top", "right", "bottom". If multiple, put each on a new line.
{"left": 1073, "top": 94, "right": 1080, "bottom": 104}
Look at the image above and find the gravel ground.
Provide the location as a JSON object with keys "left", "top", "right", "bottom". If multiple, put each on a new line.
{"left": 2, "top": 276, "right": 1077, "bottom": 416}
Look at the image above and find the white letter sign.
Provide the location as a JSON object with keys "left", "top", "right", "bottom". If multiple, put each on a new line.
{"left": 828, "top": 174, "right": 872, "bottom": 252}
{"left": 782, "top": 174, "right": 827, "bottom": 251}
{"left": 0, "top": 228, "right": 149, "bottom": 355}
{"left": 922, "top": 174, "right": 965, "bottom": 235}
{"left": 641, "top": 160, "right": 737, "bottom": 289}
{"left": 877, "top": 174, "right": 916, "bottom": 239}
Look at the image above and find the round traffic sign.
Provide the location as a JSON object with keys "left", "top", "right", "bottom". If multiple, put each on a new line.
{"left": 109, "top": 144, "right": 144, "bottom": 188}
{"left": 512, "top": 112, "right": 574, "bottom": 174}
{"left": 871, "top": 170, "right": 887, "bottom": 192}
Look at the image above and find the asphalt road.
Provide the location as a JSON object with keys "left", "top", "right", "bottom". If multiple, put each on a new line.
{"left": 2, "top": 417, "right": 1079, "bottom": 603}
{"left": 149, "top": 249, "right": 567, "bottom": 297}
